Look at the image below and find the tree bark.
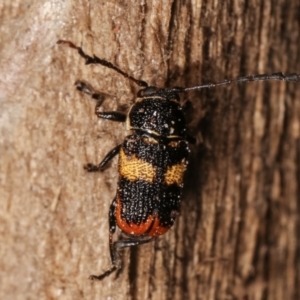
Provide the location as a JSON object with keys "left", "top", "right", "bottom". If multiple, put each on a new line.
{"left": 0, "top": 0, "right": 299, "bottom": 299}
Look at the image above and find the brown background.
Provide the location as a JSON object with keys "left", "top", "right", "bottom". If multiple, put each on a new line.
{"left": 0, "top": 0, "right": 299, "bottom": 299}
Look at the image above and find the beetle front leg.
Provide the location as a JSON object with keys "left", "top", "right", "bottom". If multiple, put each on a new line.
{"left": 75, "top": 80, "right": 105, "bottom": 102}
{"left": 95, "top": 110, "right": 127, "bottom": 122}
{"left": 84, "top": 144, "right": 121, "bottom": 172}
{"left": 76, "top": 80, "right": 125, "bottom": 121}
{"left": 76, "top": 80, "right": 127, "bottom": 122}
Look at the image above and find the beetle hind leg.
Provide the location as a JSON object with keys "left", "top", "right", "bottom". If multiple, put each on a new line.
{"left": 89, "top": 198, "right": 118, "bottom": 280}
{"left": 89, "top": 236, "right": 154, "bottom": 281}
{"left": 89, "top": 232, "right": 118, "bottom": 281}
{"left": 89, "top": 198, "right": 154, "bottom": 281}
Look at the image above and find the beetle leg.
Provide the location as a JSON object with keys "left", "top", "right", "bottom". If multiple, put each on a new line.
{"left": 76, "top": 80, "right": 126, "bottom": 122}
{"left": 186, "top": 134, "right": 196, "bottom": 144}
{"left": 75, "top": 80, "right": 105, "bottom": 102}
{"left": 89, "top": 197, "right": 154, "bottom": 281}
{"left": 113, "top": 236, "right": 155, "bottom": 279}
{"left": 90, "top": 235, "right": 154, "bottom": 280}
{"left": 95, "top": 110, "right": 126, "bottom": 122}
{"left": 84, "top": 144, "right": 121, "bottom": 172}
{"left": 75, "top": 80, "right": 127, "bottom": 122}
{"left": 114, "top": 236, "right": 154, "bottom": 249}
{"left": 89, "top": 197, "right": 118, "bottom": 280}
{"left": 182, "top": 99, "right": 192, "bottom": 111}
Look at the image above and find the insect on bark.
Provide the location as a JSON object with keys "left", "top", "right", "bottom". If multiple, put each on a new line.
{"left": 57, "top": 39, "right": 300, "bottom": 280}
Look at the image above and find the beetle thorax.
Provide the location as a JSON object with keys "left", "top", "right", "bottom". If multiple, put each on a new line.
{"left": 126, "top": 96, "right": 187, "bottom": 138}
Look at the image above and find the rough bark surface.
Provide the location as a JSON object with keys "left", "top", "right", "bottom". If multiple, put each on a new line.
{"left": 0, "top": 1, "right": 299, "bottom": 299}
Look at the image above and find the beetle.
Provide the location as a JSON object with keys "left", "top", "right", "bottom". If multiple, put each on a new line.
{"left": 57, "top": 40, "right": 299, "bottom": 280}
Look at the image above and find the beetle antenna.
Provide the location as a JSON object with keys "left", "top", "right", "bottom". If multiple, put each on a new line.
{"left": 166, "top": 72, "right": 300, "bottom": 93}
{"left": 57, "top": 40, "right": 148, "bottom": 88}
